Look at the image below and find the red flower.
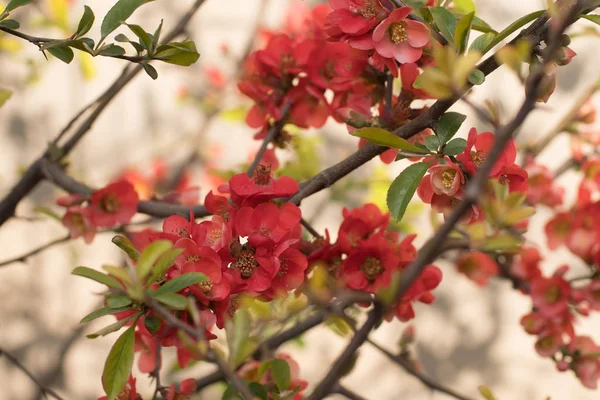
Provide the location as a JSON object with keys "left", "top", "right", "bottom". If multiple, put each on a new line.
{"left": 340, "top": 235, "right": 400, "bottom": 292}
{"left": 427, "top": 161, "right": 464, "bottom": 197}
{"left": 456, "top": 128, "right": 516, "bottom": 177}
{"left": 266, "top": 247, "right": 309, "bottom": 297}
{"left": 324, "top": 0, "right": 388, "bottom": 44}
{"left": 98, "top": 374, "right": 139, "bottom": 400}
{"left": 227, "top": 168, "right": 299, "bottom": 207}
{"left": 531, "top": 275, "right": 571, "bottom": 318}
{"left": 456, "top": 252, "right": 498, "bottom": 286}
{"left": 62, "top": 206, "right": 96, "bottom": 243}
{"left": 372, "top": 7, "right": 430, "bottom": 63}
{"left": 89, "top": 180, "right": 139, "bottom": 227}
{"left": 544, "top": 212, "right": 572, "bottom": 250}
{"left": 166, "top": 379, "right": 197, "bottom": 400}
{"left": 230, "top": 247, "right": 280, "bottom": 293}
{"left": 525, "top": 162, "right": 564, "bottom": 207}
{"left": 173, "top": 238, "right": 223, "bottom": 285}
{"left": 234, "top": 202, "right": 302, "bottom": 249}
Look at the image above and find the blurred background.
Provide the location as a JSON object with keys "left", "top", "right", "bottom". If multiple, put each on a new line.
{"left": 1, "top": 0, "right": 600, "bottom": 399}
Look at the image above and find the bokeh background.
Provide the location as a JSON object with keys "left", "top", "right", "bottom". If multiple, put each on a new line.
{"left": 1, "top": 0, "right": 600, "bottom": 399}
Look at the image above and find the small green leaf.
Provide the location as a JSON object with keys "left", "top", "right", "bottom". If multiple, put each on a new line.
{"left": 107, "top": 295, "right": 132, "bottom": 309}
{"left": 478, "top": 385, "right": 497, "bottom": 400}
{"left": 67, "top": 38, "right": 95, "bottom": 53}
{"left": 468, "top": 69, "right": 485, "bottom": 85}
{"left": 0, "top": 88, "right": 12, "bottom": 108}
{"left": 87, "top": 313, "right": 137, "bottom": 339}
{"left": 471, "top": 16, "right": 496, "bottom": 34}
{"left": 144, "top": 316, "right": 161, "bottom": 332}
{"left": 76, "top": 6, "right": 95, "bottom": 38}
{"left": 469, "top": 32, "right": 496, "bottom": 54}
{"left": 148, "top": 248, "right": 183, "bottom": 284}
{"left": 453, "top": 0, "right": 475, "bottom": 14}
{"left": 151, "top": 272, "right": 207, "bottom": 296}
{"left": 422, "top": 135, "right": 438, "bottom": 152}
{"left": 443, "top": 138, "right": 467, "bottom": 156}
{"left": 100, "top": 0, "right": 154, "bottom": 45}
{"left": 454, "top": 12, "right": 474, "bottom": 53}
{"left": 72, "top": 266, "right": 122, "bottom": 289}
{"left": 248, "top": 383, "right": 268, "bottom": 400}
{"left": 580, "top": 15, "right": 600, "bottom": 27}
{"left": 4, "top": 0, "right": 32, "bottom": 13}
{"left": 126, "top": 23, "right": 151, "bottom": 49}
{"left": 142, "top": 63, "right": 158, "bottom": 80}
{"left": 98, "top": 44, "right": 126, "bottom": 57}
{"left": 135, "top": 240, "right": 171, "bottom": 281}
{"left": 154, "top": 41, "right": 200, "bottom": 66}
{"left": 80, "top": 306, "right": 133, "bottom": 324}
{"left": 430, "top": 6, "right": 458, "bottom": 45}
{"left": 271, "top": 358, "right": 291, "bottom": 392}
{"left": 102, "top": 325, "right": 136, "bottom": 400}
{"left": 111, "top": 235, "right": 141, "bottom": 261}
{"left": 484, "top": 10, "right": 545, "bottom": 53}
{"left": 154, "top": 292, "right": 187, "bottom": 310}
{"left": 387, "top": 162, "right": 431, "bottom": 221}
{"left": 226, "top": 308, "right": 251, "bottom": 367}
{"left": 48, "top": 46, "right": 74, "bottom": 64}
{"left": 0, "top": 19, "right": 19, "bottom": 29}
{"left": 349, "top": 127, "right": 430, "bottom": 154}
{"left": 151, "top": 19, "right": 163, "bottom": 53}
{"left": 436, "top": 112, "right": 467, "bottom": 145}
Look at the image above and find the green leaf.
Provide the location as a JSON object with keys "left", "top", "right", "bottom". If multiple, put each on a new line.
{"left": 148, "top": 248, "right": 183, "bottom": 284}
{"left": 102, "top": 325, "right": 135, "bottom": 400}
{"left": 87, "top": 313, "right": 137, "bottom": 339}
{"left": 443, "top": 138, "right": 467, "bottom": 156}
{"left": 135, "top": 240, "right": 171, "bottom": 281}
{"left": 107, "top": 295, "right": 132, "bottom": 309}
{"left": 471, "top": 16, "right": 496, "bottom": 34}
{"left": 76, "top": 6, "right": 95, "bottom": 38}
{"left": 67, "top": 38, "right": 95, "bottom": 53}
{"left": 468, "top": 69, "right": 485, "bottom": 85}
{"left": 80, "top": 306, "right": 133, "bottom": 324}
{"left": 436, "top": 112, "right": 467, "bottom": 145}
{"left": 430, "top": 6, "right": 458, "bottom": 45}
{"left": 111, "top": 235, "right": 141, "bottom": 261}
{"left": 581, "top": 15, "right": 600, "bottom": 26}
{"left": 424, "top": 135, "right": 440, "bottom": 152}
{"left": 98, "top": 44, "right": 126, "bottom": 57}
{"left": 454, "top": 12, "right": 474, "bottom": 53}
{"left": 484, "top": 10, "right": 545, "bottom": 53}
{"left": 226, "top": 308, "right": 251, "bottom": 367}
{"left": 154, "top": 41, "right": 200, "bottom": 66}
{"left": 478, "top": 385, "right": 497, "bottom": 400}
{"left": 4, "top": 0, "right": 32, "bottom": 12}
{"left": 453, "top": 0, "right": 475, "bottom": 14}
{"left": 0, "top": 88, "right": 12, "bottom": 108}
{"left": 154, "top": 292, "right": 187, "bottom": 310}
{"left": 99, "top": 0, "right": 154, "bottom": 45}
{"left": 48, "top": 46, "right": 74, "bottom": 64}
{"left": 72, "top": 266, "right": 122, "bottom": 289}
{"left": 271, "top": 358, "right": 291, "bottom": 392}
{"left": 143, "top": 63, "right": 158, "bottom": 80}
{"left": 151, "top": 19, "right": 163, "bottom": 54}
{"left": 349, "top": 127, "right": 430, "bottom": 154}
{"left": 126, "top": 23, "right": 151, "bottom": 49}
{"left": 248, "top": 383, "right": 268, "bottom": 400}
{"left": 387, "top": 162, "right": 431, "bottom": 221}
{"left": 0, "top": 19, "right": 19, "bottom": 29}
{"left": 469, "top": 32, "right": 496, "bottom": 53}
{"left": 151, "top": 272, "right": 208, "bottom": 296}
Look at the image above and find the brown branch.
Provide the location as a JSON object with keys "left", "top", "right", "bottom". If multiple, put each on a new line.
{"left": 367, "top": 339, "right": 475, "bottom": 400}
{"left": 0, "top": 234, "right": 71, "bottom": 268}
{"left": 0, "top": 348, "right": 65, "bottom": 400}
{"left": 0, "top": 0, "right": 208, "bottom": 228}
{"left": 334, "top": 384, "right": 369, "bottom": 400}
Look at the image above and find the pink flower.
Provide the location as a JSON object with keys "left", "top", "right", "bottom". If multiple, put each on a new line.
{"left": 428, "top": 161, "right": 464, "bottom": 197}
{"left": 89, "top": 180, "right": 139, "bottom": 227}
{"left": 531, "top": 275, "right": 571, "bottom": 318}
{"left": 456, "top": 252, "right": 498, "bottom": 286}
{"left": 62, "top": 206, "right": 96, "bottom": 244}
{"left": 372, "top": 7, "right": 429, "bottom": 64}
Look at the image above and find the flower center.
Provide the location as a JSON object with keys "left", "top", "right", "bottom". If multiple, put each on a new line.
{"left": 358, "top": 1, "right": 377, "bottom": 18}
{"left": 277, "top": 258, "right": 289, "bottom": 277}
{"left": 442, "top": 169, "right": 457, "bottom": 189}
{"left": 470, "top": 150, "right": 485, "bottom": 167}
{"left": 175, "top": 226, "right": 189, "bottom": 237}
{"left": 253, "top": 164, "right": 272, "bottom": 186}
{"left": 389, "top": 22, "right": 408, "bottom": 44}
{"left": 100, "top": 194, "right": 120, "bottom": 213}
{"left": 233, "top": 250, "right": 258, "bottom": 279}
{"left": 228, "top": 294, "right": 239, "bottom": 317}
{"left": 207, "top": 229, "right": 222, "bottom": 245}
{"left": 360, "top": 256, "right": 384, "bottom": 282}
{"left": 186, "top": 254, "right": 201, "bottom": 262}
{"left": 280, "top": 53, "right": 294, "bottom": 69}
{"left": 543, "top": 285, "right": 561, "bottom": 304}
{"left": 197, "top": 280, "right": 213, "bottom": 293}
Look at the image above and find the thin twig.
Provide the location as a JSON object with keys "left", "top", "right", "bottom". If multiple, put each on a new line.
{"left": 300, "top": 218, "right": 322, "bottom": 239}
{"left": 211, "top": 351, "right": 254, "bottom": 400}
{"left": 334, "top": 384, "right": 369, "bottom": 400}
{"left": 0, "top": 348, "right": 65, "bottom": 400}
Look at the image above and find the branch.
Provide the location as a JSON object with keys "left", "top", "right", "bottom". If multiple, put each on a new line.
{"left": 367, "top": 339, "right": 475, "bottom": 400}
{"left": 334, "top": 384, "right": 369, "bottom": 400}
{"left": 0, "top": 348, "right": 65, "bottom": 400}
{"left": 0, "top": 233, "right": 71, "bottom": 268}
{"left": 0, "top": 0, "right": 208, "bottom": 228}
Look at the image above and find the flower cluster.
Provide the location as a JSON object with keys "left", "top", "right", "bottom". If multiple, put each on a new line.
{"left": 58, "top": 180, "right": 139, "bottom": 243}
{"left": 417, "top": 128, "right": 528, "bottom": 223}
{"left": 309, "top": 203, "right": 442, "bottom": 321}
{"left": 238, "top": 2, "right": 435, "bottom": 164}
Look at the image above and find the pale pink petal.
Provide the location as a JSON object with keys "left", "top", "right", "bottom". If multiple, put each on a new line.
{"left": 372, "top": 19, "right": 392, "bottom": 42}
{"left": 405, "top": 20, "right": 430, "bottom": 48}
{"left": 388, "top": 7, "right": 412, "bottom": 21}
{"left": 393, "top": 42, "right": 422, "bottom": 64}
{"left": 374, "top": 39, "right": 396, "bottom": 58}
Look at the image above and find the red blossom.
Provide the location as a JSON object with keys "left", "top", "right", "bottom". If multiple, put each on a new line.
{"left": 456, "top": 128, "right": 516, "bottom": 177}
{"left": 531, "top": 274, "right": 571, "bottom": 318}
{"left": 456, "top": 252, "right": 498, "bottom": 286}
{"left": 372, "top": 7, "right": 430, "bottom": 64}
{"left": 89, "top": 180, "right": 139, "bottom": 227}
